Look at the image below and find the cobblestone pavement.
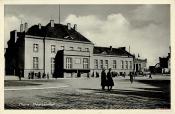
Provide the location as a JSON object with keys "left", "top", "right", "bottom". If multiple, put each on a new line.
{"left": 4, "top": 75, "right": 170, "bottom": 109}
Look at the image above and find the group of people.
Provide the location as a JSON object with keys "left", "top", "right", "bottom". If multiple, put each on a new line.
{"left": 101, "top": 69, "right": 141, "bottom": 91}
{"left": 28, "top": 72, "right": 49, "bottom": 79}
{"left": 101, "top": 68, "right": 114, "bottom": 91}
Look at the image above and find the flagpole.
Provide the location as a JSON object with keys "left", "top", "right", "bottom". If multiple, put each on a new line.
{"left": 59, "top": 4, "right": 61, "bottom": 24}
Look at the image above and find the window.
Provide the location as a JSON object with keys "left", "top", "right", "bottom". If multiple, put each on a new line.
{"left": 85, "top": 48, "right": 89, "bottom": 52}
{"left": 66, "top": 57, "right": 72, "bottom": 69}
{"left": 61, "top": 46, "right": 64, "bottom": 50}
{"left": 125, "top": 61, "right": 128, "bottom": 69}
{"left": 70, "top": 47, "right": 74, "bottom": 50}
{"left": 51, "top": 45, "right": 56, "bottom": 53}
{"left": 121, "top": 60, "right": 124, "bottom": 69}
{"left": 94, "top": 59, "right": 98, "bottom": 69}
{"left": 33, "top": 44, "right": 39, "bottom": 52}
{"left": 130, "top": 61, "right": 132, "bottom": 69}
{"left": 78, "top": 47, "right": 82, "bottom": 51}
{"left": 51, "top": 58, "right": 55, "bottom": 74}
{"left": 83, "top": 58, "right": 89, "bottom": 69}
{"left": 105, "top": 60, "right": 108, "bottom": 69}
{"left": 100, "top": 60, "right": 103, "bottom": 69}
{"left": 113, "top": 60, "right": 117, "bottom": 69}
{"left": 33, "top": 57, "right": 39, "bottom": 69}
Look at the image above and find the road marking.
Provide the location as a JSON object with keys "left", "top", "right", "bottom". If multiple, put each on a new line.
{"left": 5, "top": 86, "right": 68, "bottom": 91}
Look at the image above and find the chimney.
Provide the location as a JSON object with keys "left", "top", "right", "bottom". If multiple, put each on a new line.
{"left": 168, "top": 53, "right": 170, "bottom": 57}
{"left": 109, "top": 46, "right": 112, "bottom": 51}
{"left": 67, "top": 23, "right": 71, "bottom": 30}
{"left": 20, "top": 23, "right": 24, "bottom": 32}
{"left": 24, "top": 22, "right": 28, "bottom": 32}
{"left": 14, "top": 30, "right": 18, "bottom": 42}
{"left": 38, "top": 23, "right": 42, "bottom": 29}
{"left": 50, "top": 20, "right": 54, "bottom": 27}
{"left": 74, "top": 24, "right": 77, "bottom": 31}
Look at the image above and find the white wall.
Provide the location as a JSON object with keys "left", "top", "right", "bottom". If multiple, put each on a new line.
{"left": 42, "top": 38, "right": 93, "bottom": 77}
{"left": 24, "top": 37, "right": 44, "bottom": 78}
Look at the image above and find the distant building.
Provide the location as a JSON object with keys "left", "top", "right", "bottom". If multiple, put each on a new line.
{"left": 149, "top": 51, "right": 170, "bottom": 74}
{"left": 134, "top": 58, "right": 147, "bottom": 73}
{"left": 93, "top": 46, "right": 134, "bottom": 77}
{"left": 5, "top": 20, "right": 138, "bottom": 78}
{"left": 159, "top": 52, "right": 170, "bottom": 73}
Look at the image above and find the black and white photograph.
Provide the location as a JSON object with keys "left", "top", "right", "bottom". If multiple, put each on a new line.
{"left": 3, "top": 2, "right": 172, "bottom": 110}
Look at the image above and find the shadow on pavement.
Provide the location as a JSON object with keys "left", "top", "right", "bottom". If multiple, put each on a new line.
{"left": 80, "top": 80, "right": 170, "bottom": 108}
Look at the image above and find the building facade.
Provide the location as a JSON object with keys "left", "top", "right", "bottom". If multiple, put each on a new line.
{"left": 5, "top": 20, "right": 138, "bottom": 78}
{"left": 92, "top": 46, "right": 134, "bottom": 77}
{"left": 134, "top": 58, "right": 147, "bottom": 73}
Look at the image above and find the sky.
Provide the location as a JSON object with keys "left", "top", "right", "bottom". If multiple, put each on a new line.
{"left": 4, "top": 4, "right": 170, "bottom": 66}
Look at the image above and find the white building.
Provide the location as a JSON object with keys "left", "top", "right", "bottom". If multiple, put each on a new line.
{"left": 5, "top": 20, "right": 137, "bottom": 78}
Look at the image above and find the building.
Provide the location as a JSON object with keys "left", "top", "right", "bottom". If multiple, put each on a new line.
{"left": 134, "top": 58, "right": 147, "bottom": 73}
{"left": 5, "top": 20, "right": 137, "bottom": 79}
{"left": 93, "top": 46, "right": 134, "bottom": 77}
{"left": 159, "top": 52, "right": 170, "bottom": 73}
{"left": 149, "top": 51, "right": 170, "bottom": 74}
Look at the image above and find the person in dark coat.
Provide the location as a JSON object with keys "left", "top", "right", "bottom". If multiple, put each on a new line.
{"left": 149, "top": 73, "right": 152, "bottom": 79}
{"left": 106, "top": 68, "right": 114, "bottom": 91}
{"left": 129, "top": 72, "right": 134, "bottom": 84}
{"left": 28, "top": 73, "right": 31, "bottom": 79}
{"left": 101, "top": 68, "right": 107, "bottom": 90}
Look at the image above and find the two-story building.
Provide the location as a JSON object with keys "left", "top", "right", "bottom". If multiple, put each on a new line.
{"left": 5, "top": 20, "right": 136, "bottom": 79}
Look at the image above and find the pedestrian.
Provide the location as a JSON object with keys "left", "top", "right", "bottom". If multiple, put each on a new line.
{"left": 106, "top": 68, "right": 114, "bottom": 91}
{"left": 42, "top": 73, "right": 46, "bottom": 79}
{"left": 149, "top": 73, "right": 152, "bottom": 79}
{"left": 38, "top": 72, "right": 41, "bottom": 79}
{"left": 129, "top": 72, "right": 134, "bottom": 84}
{"left": 96, "top": 72, "right": 99, "bottom": 78}
{"left": 77, "top": 71, "right": 81, "bottom": 77}
{"left": 91, "top": 72, "right": 94, "bottom": 77}
{"left": 28, "top": 72, "right": 31, "bottom": 79}
{"left": 18, "top": 70, "right": 22, "bottom": 81}
{"left": 31, "top": 71, "right": 34, "bottom": 79}
{"left": 123, "top": 72, "right": 126, "bottom": 78}
{"left": 47, "top": 73, "right": 49, "bottom": 79}
{"left": 101, "top": 68, "right": 107, "bottom": 90}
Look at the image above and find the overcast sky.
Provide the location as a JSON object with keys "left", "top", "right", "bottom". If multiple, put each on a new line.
{"left": 4, "top": 4, "right": 170, "bottom": 66}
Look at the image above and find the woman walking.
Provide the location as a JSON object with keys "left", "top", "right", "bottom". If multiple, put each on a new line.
{"left": 106, "top": 68, "right": 114, "bottom": 91}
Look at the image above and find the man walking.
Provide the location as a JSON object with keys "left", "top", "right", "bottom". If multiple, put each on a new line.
{"left": 101, "top": 68, "right": 107, "bottom": 90}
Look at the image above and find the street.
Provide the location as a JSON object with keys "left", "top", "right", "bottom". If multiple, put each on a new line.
{"left": 4, "top": 75, "right": 170, "bottom": 109}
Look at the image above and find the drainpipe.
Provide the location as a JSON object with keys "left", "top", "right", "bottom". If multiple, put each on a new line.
{"left": 43, "top": 36, "right": 45, "bottom": 74}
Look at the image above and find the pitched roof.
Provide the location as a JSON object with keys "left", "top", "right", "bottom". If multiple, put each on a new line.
{"left": 93, "top": 46, "right": 134, "bottom": 57}
{"left": 26, "top": 22, "right": 92, "bottom": 43}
